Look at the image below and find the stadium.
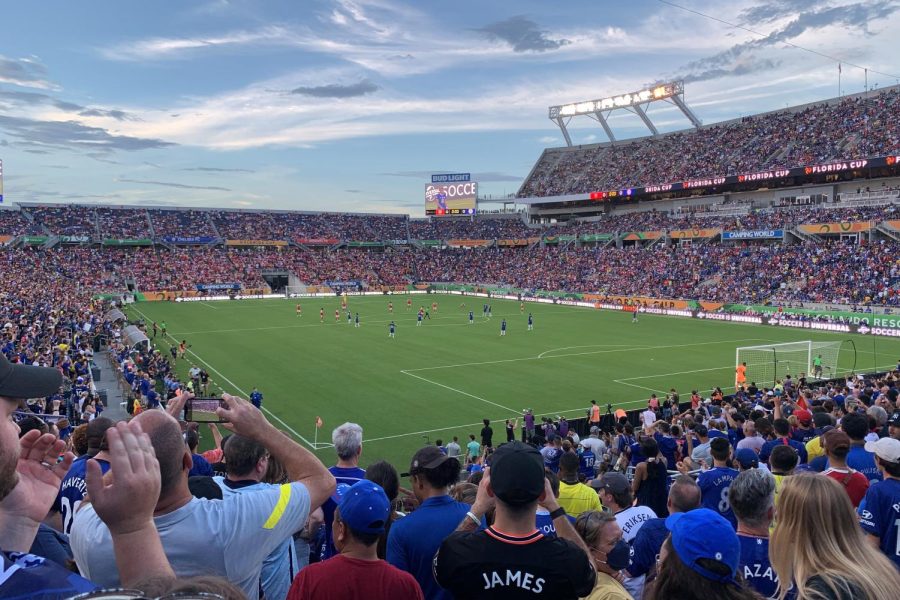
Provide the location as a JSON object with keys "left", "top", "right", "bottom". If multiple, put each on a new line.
{"left": 3, "top": 3, "right": 900, "bottom": 600}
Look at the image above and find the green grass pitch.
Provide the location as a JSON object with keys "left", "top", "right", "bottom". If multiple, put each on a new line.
{"left": 126, "top": 295, "right": 900, "bottom": 471}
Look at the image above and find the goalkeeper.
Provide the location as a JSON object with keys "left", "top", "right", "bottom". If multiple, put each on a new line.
{"left": 812, "top": 354, "right": 823, "bottom": 378}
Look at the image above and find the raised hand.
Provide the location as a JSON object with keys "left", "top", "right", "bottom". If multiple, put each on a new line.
{"left": 4, "top": 430, "right": 73, "bottom": 523}
{"left": 85, "top": 420, "right": 160, "bottom": 535}
{"left": 216, "top": 392, "right": 271, "bottom": 439}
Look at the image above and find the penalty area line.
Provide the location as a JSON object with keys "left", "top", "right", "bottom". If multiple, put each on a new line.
{"left": 400, "top": 370, "right": 517, "bottom": 413}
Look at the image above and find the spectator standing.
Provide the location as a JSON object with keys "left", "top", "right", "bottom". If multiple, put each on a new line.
{"left": 581, "top": 426, "right": 607, "bottom": 459}
{"left": 321, "top": 422, "right": 367, "bottom": 560}
{"left": 647, "top": 509, "right": 759, "bottom": 600}
{"left": 632, "top": 437, "right": 669, "bottom": 518}
{"left": 593, "top": 472, "right": 656, "bottom": 600}
{"left": 54, "top": 417, "right": 114, "bottom": 534}
{"left": 387, "top": 446, "right": 467, "bottom": 600}
{"left": 759, "top": 419, "right": 808, "bottom": 465}
{"left": 821, "top": 429, "right": 869, "bottom": 508}
{"left": 694, "top": 437, "right": 739, "bottom": 528}
{"left": 214, "top": 433, "right": 302, "bottom": 600}
{"left": 629, "top": 475, "right": 701, "bottom": 583}
{"left": 735, "top": 421, "right": 765, "bottom": 454}
{"left": 480, "top": 419, "right": 493, "bottom": 449}
{"left": 858, "top": 437, "right": 900, "bottom": 570}
{"left": 540, "top": 435, "right": 562, "bottom": 472}
{"left": 466, "top": 434, "right": 481, "bottom": 465}
{"left": 434, "top": 442, "right": 596, "bottom": 599}
{"left": 249, "top": 387, "right": 263, "bottom": 409}
{"left": 445, "top": 436, "right": 461, "bottom": 460}
{"left": 524, "top": 408, "right": 536, "bottom": 441}
{"left": 557, "top": 452, "right": 602, "bottom": 517}
{"left": 287, "top": 481, "right": 423, "bottom": 600}
{"left": 71, "top": 393, "right": 336, "bottom": 600}
{"left": 841, "top": 412, "right": 882, "bottom": 481}
{"left": 729, "top": 469, "right": 781, "bottom": 599}
{"left": 772, "top": 474, "right": 900, "bottom": 600}
{"left": 185, "top": 428, "right": 214, "bottom": 478}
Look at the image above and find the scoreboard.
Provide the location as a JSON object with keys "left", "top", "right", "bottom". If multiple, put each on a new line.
{"left": 425, "top": 181, "right": 477, "bottom": 216}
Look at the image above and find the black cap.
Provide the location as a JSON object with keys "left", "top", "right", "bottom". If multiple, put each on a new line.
{"left": 889, "top": 412, "right": 900, "bottom": 427}
{"left": 0, "top": 353, "right": 62, "bottom": 400}
{"left": 489, "top": 441, "right": 545, "bottom": 506}
{"left": 402, "top": 445, "right": 450, "bottom": 477}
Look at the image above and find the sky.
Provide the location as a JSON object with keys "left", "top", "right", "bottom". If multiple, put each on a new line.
{"left": 0, "top": 0, "right": 898, "bottom": 216}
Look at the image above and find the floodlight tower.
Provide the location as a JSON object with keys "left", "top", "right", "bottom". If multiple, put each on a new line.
{"left": 548, "top": 81, "right": 701, "bottom": 147}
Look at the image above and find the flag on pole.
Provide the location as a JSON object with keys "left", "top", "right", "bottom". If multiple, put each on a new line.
{"left": 838, "top": 63, "right": 841, "bottom": 74}
{"left": 315, "top": 416, "right": 324, "bottom": 429}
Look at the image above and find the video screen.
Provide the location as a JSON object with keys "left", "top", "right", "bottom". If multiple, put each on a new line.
{"left": 425, "top": 182, "right": 477, "bottom": 216}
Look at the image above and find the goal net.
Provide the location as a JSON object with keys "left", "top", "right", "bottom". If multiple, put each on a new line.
{"left": 736, "top": 341, "right": 843, "bottom": 386}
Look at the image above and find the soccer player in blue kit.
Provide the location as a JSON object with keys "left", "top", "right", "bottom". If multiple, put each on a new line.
{"left": 468, "top": 310, "right": 474, "bottom": 324}
{"left": 500, "top": 319, "right": 506, "bottom": 336}
{"left": 389, "top": 321, "right": 395, "bottom": 338}
{"left": 527, "top": 313, "right": 534, "bottom": 331}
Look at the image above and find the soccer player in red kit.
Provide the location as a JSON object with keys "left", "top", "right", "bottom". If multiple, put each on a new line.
{"left": 335, "top": 309, "right": 340, "bottom": 322}
{"left": 407, "top": 298, "right": 412, "bottom": 311}
{"left": 296, "top": 303, "right": 302, "bottom": 317}
{"left": 388, "top": 302, "right": 393, "bottom": 313}
{"left": 320, "top": 308, "right": 325, "bottom": 323}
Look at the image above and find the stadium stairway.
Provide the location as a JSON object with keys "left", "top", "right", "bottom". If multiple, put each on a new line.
{"left": 92, "top": 351, "right": 129, "bottom": 421}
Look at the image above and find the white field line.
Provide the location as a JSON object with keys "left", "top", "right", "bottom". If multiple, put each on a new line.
{"left": 130, "top": 306, "right": 327, "bottom": 451}
{"left": 537, "top": 344, "right": 653, "bottom": 359}
{"left": 199, "top": 302, "right": 218, "bottom": 310}
{"left": 400, "top": 370, "right": 517, "bottom": 413}
{"left": 403, "top": 338, "right": 772, "bottom": 373}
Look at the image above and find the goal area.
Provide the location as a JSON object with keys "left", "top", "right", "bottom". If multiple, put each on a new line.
{"left": 735, "top": 340, "right": 856, "bottom": 387}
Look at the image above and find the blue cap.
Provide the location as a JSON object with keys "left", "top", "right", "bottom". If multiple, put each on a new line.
{"left": 665, "top": 509, "right": 739, "bottom": 583}
{"left": 337, "top": 480, "right": 391, "bottom": 535}
{"left": 734, "top": 448, "right": 759, "bottom": 469}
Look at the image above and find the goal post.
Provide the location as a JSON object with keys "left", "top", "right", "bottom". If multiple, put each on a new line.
{"left": 735, "top": 341, "right": 845, "bottom": 387}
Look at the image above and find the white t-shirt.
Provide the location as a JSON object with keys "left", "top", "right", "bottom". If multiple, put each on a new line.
{"left": 616, "top": 505, "right": 657, "bottom": 600}
{"left": 71, "top": 482, "right": 310, "bottom": 600}
{"left": 581, "top": 436, "right": 607, "bottom": 457}
{"left": 641, "top": 409, "right": 656, "bottom": 429}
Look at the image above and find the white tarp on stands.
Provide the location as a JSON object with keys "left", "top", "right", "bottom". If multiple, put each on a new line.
{"left": 105, "top": 308, "right": 127, "bottom": 322}
{"left": 122, "top": 325, "right": 149, "bottom": 351}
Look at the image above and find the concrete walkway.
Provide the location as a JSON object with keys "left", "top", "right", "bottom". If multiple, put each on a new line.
{"left": 94, "top": 351, "right": 129, "bottom": 421}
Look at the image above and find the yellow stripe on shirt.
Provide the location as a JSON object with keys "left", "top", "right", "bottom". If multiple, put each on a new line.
{"left": 263, "top": 484, "right": 292, "bottom": 529}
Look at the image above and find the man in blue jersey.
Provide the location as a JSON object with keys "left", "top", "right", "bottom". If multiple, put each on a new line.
{"left": 389, "top": 321, "right": 396, "bottom": 338}
{"left": 540, "top": 435, "right": 563, "bottom": 472}
{"left": 468, "top": 310, "right": 474, "bottom": 324}
{"left": 249, "top": 387, "right": 263, "bottom": 409}
{"left": 858, "top": 437, "right": 900, "bottom": 570}
{"left": 694, "top": 437, "right": 739, "bottom": 528}
{"left": 54, "top": 417, "right": 114, "bottom": 534}
{"left": 842, "top": 412, "right": 882, "bottom": 482}
{"left": 355, "top": 313, "right": 360, "bottom": 328}
{"left": 577, "top": 444, "right": 597, "bottom": 480}
{"left": 759, "top": 419, "right": 808, "bottom": 465}
{"left": 388, "top": 445, "right": 468, "bottom": 600}
{"left": 320, "top": 423, "right": 367, "bottom": 560}
{"left": 416, "top": 311, "right": 423, "bottom": 326}
{"left": 629, "top": 475, "right": 701, "bottom": 582}
{"left": 527, "top": 313, "right": 533, "bottom": 331}
{"left": 730, "top": 468, "right": 784, "bottom": 599}
{"left": 500, "top": 318, "right": 506, "bottom": 336}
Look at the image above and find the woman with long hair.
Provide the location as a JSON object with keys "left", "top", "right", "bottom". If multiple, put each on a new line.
{"left": 632, "top": 437, "right": 669, "bottom": 517}
{"left": 646, "top": 509, "right": 761, "bottom": 600}
{"left": 769, "top": 473, "right": 900, "bottom": 600}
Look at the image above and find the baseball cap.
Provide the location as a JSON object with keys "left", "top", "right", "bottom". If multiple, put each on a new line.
{"left": 794, "top": 409, "right": 812, "bottom": 425}
{"left": 865, "top": 437, "right": 900, "bottom": 464}
{"left": 488, "top": 441, "right": 545, "bottom": 506}
{"left": 402, "top": 445, "right": 451, "bottom": 477}
{"left": 888, "top": 412, "right": 900, "bottom": 427}
{"left": 666, "top": 509, "right": 740, "bottom": 583}
{"left": 734, "top": 448, "right": 759, "bottom": 469}
{"left": 337, "top": 480, "right": 391, "bottom": 535}
{"left": 590, "top": 426, "right": 600, "bottom": 434}
{"left": 0, "top": 353, "right": 63, "bottom": 401}
{"left": 822, "top": 429, "right": 850, "bottom": 452}
{"left": 590, "top": 471, "right": 629, "bottom": 495}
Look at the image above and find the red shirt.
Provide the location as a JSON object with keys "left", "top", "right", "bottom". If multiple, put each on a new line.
{"left": 288, "top": 554, "right": 423, "bottom": 600}
{"left": 823, "top": 468, "right": 870, "bottom": 507}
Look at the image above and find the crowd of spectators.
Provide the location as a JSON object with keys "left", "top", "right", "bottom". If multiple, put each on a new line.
{"left": 96, "top": 207, "right": 152, "bottom": 240}
{"left": 26, "top": 206, "right": 97, "bottom": 238}
{"left": 409, "top": 217, "right": 536, "bottom": 240}
{"left": 520, "top": 87, "right": 900, "bottom": 197}
{"left": 0, "top": 208, "right": 33, "bottom": 236}
{"left": 148, "top": 209, "right": 217, "bottom": 239}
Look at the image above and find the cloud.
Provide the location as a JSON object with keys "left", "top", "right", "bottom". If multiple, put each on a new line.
{"left": 181, "top": 166, "right": 256, "bottom": 173}
{"left": 99, "top": 26, "right": 299, "bottom": 61}
{"left": 87, "top": 153, "right": 122, "bottom": 165}
{"left": 78, "top": 108, "right": 137, "bottom": 121}
{"left": 290, "top": 79, "right": 379, "bottom": 98}
{"left": 344, "top": 189, "right": 363, "bottom": 193}
{"left": 474, "top": 15, "right": 570, "bottom": 52}
{"left": 0, "top": 115, "right": 174, "bottom": 152}
{"left": 0, "top": 89, "right": 82, "bottom": 112}
{"left": 675, "top": 1, "right": 900, "bottom": 83}
{"left": 0, "top": 55, "right": 56, "bottom": 89}
{"left": 537, "top": 136, "right": 559, "bottom": 144}
{"left": 116, "top": 178, "right": 232, "bottom": 191}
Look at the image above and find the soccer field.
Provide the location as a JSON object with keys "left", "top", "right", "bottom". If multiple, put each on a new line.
{"left": 126, "top": 295, "right": 900, "bottom": 471}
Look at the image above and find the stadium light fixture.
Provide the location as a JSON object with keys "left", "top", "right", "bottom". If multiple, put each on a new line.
{"left": 547, "top": 80, "right": 701, "bottom": 147}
